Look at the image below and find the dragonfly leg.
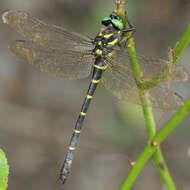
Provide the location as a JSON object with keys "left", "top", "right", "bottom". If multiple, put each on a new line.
{"left": 118, "top": 11, "right": 136, "bottom": 47}
{"left": 123, "top": 10, "right": 136, "bottom": 34}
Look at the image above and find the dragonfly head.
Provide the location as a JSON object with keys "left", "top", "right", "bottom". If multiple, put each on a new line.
{"left": 101, "top": 14, "right": 124, "bottom": 30}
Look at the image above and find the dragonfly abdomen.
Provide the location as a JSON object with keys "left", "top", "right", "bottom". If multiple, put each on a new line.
{"left": 60, "top": 57, "right": 107, "bottom": 183}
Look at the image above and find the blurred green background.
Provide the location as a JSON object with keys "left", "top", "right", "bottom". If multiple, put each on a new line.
{"left": 0, "top": 0, "right": 190, "bottom": 189}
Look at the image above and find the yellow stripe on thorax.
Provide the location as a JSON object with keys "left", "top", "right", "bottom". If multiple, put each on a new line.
{"left": 104, "top": 33, "right": 113, "bottom": 38}
{"left": 107, "top": 38, "right": 118, "bottom": 46}
{"left": 98, "top": 32, "right": 103, "bottom": 36}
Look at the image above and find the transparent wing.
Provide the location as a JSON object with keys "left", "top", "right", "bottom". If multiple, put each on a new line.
{"left": 108, "top": 50, "right": 188, "bottom": 82}
{"left": 102, "top": 50, "right": 187, "bottom": 110}
{"left": 137, "top": 54, "right": 188, "bottom": 82}
{"left": 10, "top": 40, "right": 94, "bottom": 79}
{"left": 102, "top": 66, "right": 183, "bottom": 110}
{"left": 2, "top": 10, "right": 94, "bottom": 51}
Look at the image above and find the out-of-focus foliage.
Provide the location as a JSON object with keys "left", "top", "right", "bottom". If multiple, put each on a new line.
{"left": 0, "top": 149, "right": 9, "bottom": 190}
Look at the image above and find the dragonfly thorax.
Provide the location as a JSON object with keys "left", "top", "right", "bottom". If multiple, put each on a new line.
{"left": 93, "top": 25, "right": 122, "bottom": 58}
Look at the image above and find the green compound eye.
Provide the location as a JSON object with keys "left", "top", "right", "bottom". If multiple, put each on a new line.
{"left": 101, "top": 16, "right": 112, "bottom": 26}
{"left": 102, "top": 16, "right": 111, "bottom": 22}
{"left": 111, "top": 18, "right": 124, "bottom": 30}
{"left": 102, "top": 15, "right": 124, "bottom": 30}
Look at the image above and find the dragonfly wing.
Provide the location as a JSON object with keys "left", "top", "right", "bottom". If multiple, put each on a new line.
{"left": 127, "top": 85, "right": 183, "bottom": 110}
{"left": 137, "top": 55, "right": 188, "bottom": 82}
{"left": 102, "top": 68, "right": 183, "bottom": 110}
{"left": 109, "top": 50, "right": 188, "bottom": 82}
{"left": 101, "top": 65, "right": 135, "bottom": 100}
{"left": 102, "top": 55, "right": 136, "bottom": 101}
{"left": 2, "top": 10, "right": 94, "bottom": 51}
{"left": 102, "top": 50, "right": 184, "bottom": 110}
{"left": 10, "top": 40, "right": 93, "bottom": 79}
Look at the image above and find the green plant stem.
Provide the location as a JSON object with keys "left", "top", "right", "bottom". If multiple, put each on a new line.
{"left": 138, "top": 24, "right": 190, "bottom": 189}
{"left": 141, "top": 94, "right": 177, "bottom": 190}
{"left": 141, "top": 22, "right": 190, "bottom": 90}
{"left": 154, "top": 97, "right": 190, "bottom": 143}
{"left": 127, "top": 40, "right": 177, "bottom": 190}
{"left": 120, "top": 143, "right": 153, "bottom": 190}
{"left": 120, "top": 96, "right": 190, "bottom": 190}
{"left": 141, "top": 103, "right": 155, "bottom": 138}
{"left": 173, "top": 23, "right": 190, "bottom": 63}
{"left": 152, "top": 148, "right": 176, "bottom": 189}
{"left": 116, "top": 2, "right": 177, "bottom": 189}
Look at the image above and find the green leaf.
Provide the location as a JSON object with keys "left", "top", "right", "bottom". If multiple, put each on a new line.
{"left": 0, "top": 149, "right": 9, "bottom": 190}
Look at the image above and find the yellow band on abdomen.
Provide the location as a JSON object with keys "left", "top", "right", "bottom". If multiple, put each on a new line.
{"left": 92, "top": 79, "right": 100, "bottom": 84}
{"left": 73, "top": 129, "right": 81, "bottom": 134}
{"left": 96, "top": 49, "right": 102, "bottom": 55}
{"left": 69, "top": 146, "right": 76, "bottom": 150}
{"left": 80, "top": 112, "right": 86, "bottom": 116}
{"left": 94, "top": 64, "right": 107, "bottom": 70}
{"left": 87, "top": 95, "right": 93, "bottom": 99}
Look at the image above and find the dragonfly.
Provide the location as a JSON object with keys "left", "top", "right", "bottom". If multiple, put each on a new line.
{"left": 2, "top": 10, "right": 188, "bottom": 184}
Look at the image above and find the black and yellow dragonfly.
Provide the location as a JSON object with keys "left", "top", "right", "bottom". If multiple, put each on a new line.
{"left": 2, "top": 10, "right": 188, "bottom": 184}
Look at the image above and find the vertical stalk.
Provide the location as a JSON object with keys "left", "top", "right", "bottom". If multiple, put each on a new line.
{"left": 116, "top": 1, "right": 177, "bottom": 189}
